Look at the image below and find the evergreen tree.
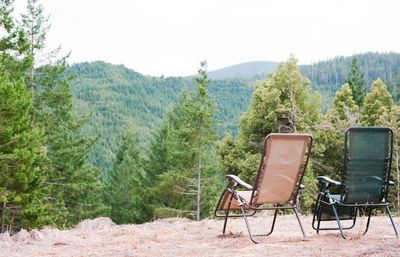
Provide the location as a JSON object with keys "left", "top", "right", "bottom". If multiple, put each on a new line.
{"left": 147, "top": 61, "right": 222, "bottom": 220}
{"left": 313, "top": 83, "right": 359, "bottom": 182}
{"left": 331, "top": 83, "right": 359, "bottom": 121}
{"left": 220, "top": 56, "right": 321, "bottom": 182}
{"left": 33, "top": 57, "right": 105, "bottom": 226}
{"left": 0, "top": 0, "right": 31, "bottom": 77}
{"left": 361, "top": 79, "right": 394, "bottom": 126}
{"left": 19, "top": 0, "right": 50, "bottom": 86}
{"left": 18, "top": 0, "right": 104, "bottom": 226}
{"left": 360, "top": 81, "right": 399, "bottom": 213}
{"left": 345, "top": 56, "right": 366, "bottom": 106}
{"left": 103, "top": 129, "right": 151, "bottom": 224}
{"left": 218, "top": 57, "right": 321, "bottom": 212}
{"left": 378, "top": 106, "right": 400, "bottom": 213}
{"left": 0, "top": 73, "right": 51, "bottom": 232}
{"left": 1, "top": 0, "right": 104, "bottom": 228}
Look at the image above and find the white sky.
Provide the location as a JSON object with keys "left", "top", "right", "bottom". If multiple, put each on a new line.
{"left": 13, "top": 0, "right": 400, "bottom": 76}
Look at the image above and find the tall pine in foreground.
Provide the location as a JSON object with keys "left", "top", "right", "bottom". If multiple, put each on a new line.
{"left": 147, "top": 61, "right": 223, "bottom": 220}
{"left": 1, "top": 0, "right": 104, "bottom": 229}
{"left": 0, "top": 0, "right": 52, "bottom": 231}
{"left": 25, "top": 0, "right": 105, "bottom": 226}
{"left": 0, "top": 73, "right": 52, "bottom": 232}
{"left": 103, "top": 129, "right": 151, "bottom": 224}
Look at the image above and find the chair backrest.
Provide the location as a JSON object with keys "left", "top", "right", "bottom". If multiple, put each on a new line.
{"left": 251, "top": 133, "right": 312, "bottom": 205}
{"left": 341, "top": 127, "right": 393, "bottom": 204}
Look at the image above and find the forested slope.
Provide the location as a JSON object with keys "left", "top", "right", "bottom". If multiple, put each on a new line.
{"left": 69, "top": 61, "right": 253, "bottom": 168}
{"left": 301, "top": 52, "right": 400, "bottom": 103}
{"left": 68, "top": 52, "right": 400, "bottom": 168}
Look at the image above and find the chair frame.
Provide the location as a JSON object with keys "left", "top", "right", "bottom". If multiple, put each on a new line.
{"left": 214, "top": 133, "right": 313, "bottom": 243}
{"left": 312, "top": 127, "right": 398, "bottom": 239}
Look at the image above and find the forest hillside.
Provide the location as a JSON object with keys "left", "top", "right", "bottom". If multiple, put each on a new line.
{"left": 69, "top": 52, "right": 400, "bottom": 168}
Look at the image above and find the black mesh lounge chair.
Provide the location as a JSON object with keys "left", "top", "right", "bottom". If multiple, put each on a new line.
{"left": 312, "top": 127, "right": 398, "bottom": 239}
{"left": 214, "top": 133, "right": 313, "bottom": 243}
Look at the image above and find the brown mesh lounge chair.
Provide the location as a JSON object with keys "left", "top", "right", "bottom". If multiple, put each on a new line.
{"left": 214, "top": 133, "right": 313, "bottom": 243}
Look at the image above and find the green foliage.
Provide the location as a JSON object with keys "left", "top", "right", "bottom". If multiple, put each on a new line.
{"left": 103, "top": 130, "right": 152, "bottom": 224}
{"left": 0, "top": 73, "right": 52, "bottom": 231}
{"left": 33, "top": 58, "right": 106, "bottom": 226}
{"left": 300, "top": 166, "right": 318, "bottom": 214}
{"left": 301, "top": 52, "right": 400, "bottom": 108}
{"left": 69, "top": 61, "right": 253, "bottom": 168}
{"left": 147, "top": 62, "right": 223, "bottom": 220}
{"left": 1, "top": 0, "right": 104, "bottom": 230}
{"left": 332, "top": 83, "right": 359, "bottom": 121}
{"left": 217, "top": 57, "right": 321, "bottom": 212}
{"left": 220, "top": 57, "right": 321, "bottom": 183}
{"left": 361, "top": 79, "right": 394, "bottom": 126}
{"left": 68, "top": 52, "right": 400, "bottom": 170}
{"left": 312, "top": 83, "right": 359, "bottom": 186}
{"left": 346, "top": 56, "right": 367, "bottom": 106}
{"left": 377, "top": 106, "right": 400, "bottom": 212}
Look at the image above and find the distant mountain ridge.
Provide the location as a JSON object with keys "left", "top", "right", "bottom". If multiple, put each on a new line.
{"left": 206, "top": 61, "right": 279, "bottom": 80}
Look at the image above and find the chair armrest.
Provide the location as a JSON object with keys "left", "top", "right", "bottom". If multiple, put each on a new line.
{"left": 226, "top": 175, "right": 253, "bottom": 190}
{"left": 317, "top": 176, "right": 341, "bottom": 186}
{"left": 363, "top": 176, "right": 383, "bottom": 183}
{"left": 363, "top": 176, "right": 394, "bottom": 187}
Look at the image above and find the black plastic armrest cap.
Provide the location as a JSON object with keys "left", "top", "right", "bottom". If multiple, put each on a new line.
{"left": 226, "top": 175, "right": 254, "bottom": 190}
{"left": 317, "top": 176, "right": 341, "bottom": 186}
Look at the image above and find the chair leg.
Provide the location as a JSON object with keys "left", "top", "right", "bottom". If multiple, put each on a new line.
{"left": 294, "top": 208, "right": 306, "bottom": 238}
{"left": 316, "top": 201, "right": 324, "bottom": 234}
{"left": 350, "top": 207, "right": 358, "bottom": 229}
{"left": 222, "top": 191, "right": 234, "bottom": 234}
{"left": 240, "top": 205, "right": 258, "bottom": 244}
{"left": 312, "top": 195, "right": 323, "bottom": 234}
{"left": 384, "top": 205, "right": 398, "bottom": 237}
{"left": 363, "top": 207, "right": 372, "bottom": 235}
{"left": 265, "top": 209, "right": 278, "bottom": 236}
{"left": 331, "top": 204, "right": 346, "bottom": 239}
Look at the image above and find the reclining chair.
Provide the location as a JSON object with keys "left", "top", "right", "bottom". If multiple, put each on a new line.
{"left": 214, "top": 133, "right": 313, "bottom": 243}
{"left": 312, "top": 127, "right": 398, "bottom": 238}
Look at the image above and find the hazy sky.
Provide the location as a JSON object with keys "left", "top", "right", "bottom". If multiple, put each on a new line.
{"left": 13, "top": 0, "right": 400, "bottom": 76}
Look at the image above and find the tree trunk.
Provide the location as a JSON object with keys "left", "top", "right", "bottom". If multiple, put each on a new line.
{"left": 395, "top": 138, "right": 400, "bottom": 213}
{"left": 196, "top": 153, "right": 201, "bottom": 221}
{"left": 196, "top": 121, "right": 203, "bottom": 222}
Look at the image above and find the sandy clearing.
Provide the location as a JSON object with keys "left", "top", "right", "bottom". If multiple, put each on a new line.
{"left": 1, "top": 215, "right": 399, "bottom": 257}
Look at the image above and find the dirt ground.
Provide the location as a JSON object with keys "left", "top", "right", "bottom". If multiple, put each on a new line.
{"left": 1, "top": 214, "right": 399, "bottom": 257}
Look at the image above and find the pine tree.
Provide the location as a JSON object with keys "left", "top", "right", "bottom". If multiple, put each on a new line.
{"left": 24, "top": 0, "right": 105, "bottom": 226}
{"left": 0, "top": 73, "right": 52, "bottom": 232}
{"left": 378, "top": 106, "right": 400, "bottom": 213}
{"left": 147, "top": 61, "right": 222, "bottom": 220}
{"left": 313, "top": 83, "right": 359, "bottom": 182}
{"left": 103, "top": 129, "right": 151, "bottom": 224}
{"left": 1, "top": 0, "right": 104, "bottom": 228}
{"left": 345, "top": 56, "right": 366, "bottom": 106}
{"left": 331, "top": 83, "right": 359, "bottom": 121}
{"left": 0, "top": 0, "right": 31, "bottom": 77}
{"left": 19, "top": 0, "right": 50, "bottom": 87}
{"left": 361, "top": 79, "right": 394, "bottom": 126}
